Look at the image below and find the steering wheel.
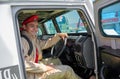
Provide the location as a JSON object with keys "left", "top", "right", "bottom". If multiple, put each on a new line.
{"left": 51, "top": 38, "right": 67, "bottom": 58}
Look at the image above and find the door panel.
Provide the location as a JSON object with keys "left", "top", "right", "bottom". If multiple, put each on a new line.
{"left": 94, "top": 0, "right": 120, "bottom": 79}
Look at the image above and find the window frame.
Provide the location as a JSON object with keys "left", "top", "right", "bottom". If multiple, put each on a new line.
{"left": 55, "top": 10, "right": 87, "bottom": 34}
{"left": 98, "top": 1, "right": 120, "bottom": 38}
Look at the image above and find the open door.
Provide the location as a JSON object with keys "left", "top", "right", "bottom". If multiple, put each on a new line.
{"left": 94, "top": 0, "right": 120, "bottom": 79}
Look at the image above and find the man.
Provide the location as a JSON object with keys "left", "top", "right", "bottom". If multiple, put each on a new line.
{"left": 21, "top": 15, "right": 81, "bottom": 79}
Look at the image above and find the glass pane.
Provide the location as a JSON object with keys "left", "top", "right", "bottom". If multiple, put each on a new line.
{"left": 37, "top": 28, "right": 42, "bottom": 36}
{"left": 56, "top": 10, "right": 87, "bottom": 33}
{"left": 44, "top": 20, "right": 57, "bottom": 34}
{"left": 101, "top": 2, "right": 120, "bottom": 36}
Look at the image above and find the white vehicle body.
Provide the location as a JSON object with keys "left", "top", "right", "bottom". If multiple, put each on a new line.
{"left": 0, "top": 1, "right": 94, "bottom": 79}
{"left": 0, "top": 0, "right": 120, "bottom": 79}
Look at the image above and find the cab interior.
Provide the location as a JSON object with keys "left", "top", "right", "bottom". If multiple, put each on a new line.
{"left": 17, "top": 8, "right": 120, "bottom": 79}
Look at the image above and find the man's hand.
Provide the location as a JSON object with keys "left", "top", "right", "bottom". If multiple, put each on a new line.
{"left": 57, "top": 33, "right": 68, "bottom": 40}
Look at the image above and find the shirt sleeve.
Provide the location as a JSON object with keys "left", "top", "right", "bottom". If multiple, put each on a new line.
{"left": 25, "top": 61, "right": 47, "bottom": 73}
{"left": 41, "top": 34, "right": 61, "bottom": 50}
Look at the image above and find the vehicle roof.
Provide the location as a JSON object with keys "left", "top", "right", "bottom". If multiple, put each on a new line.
{"left": 0, "top": 0, "right": 94, "bottom": 26}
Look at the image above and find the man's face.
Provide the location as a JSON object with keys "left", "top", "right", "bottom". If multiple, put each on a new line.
{"left": 24, "top": 21, "right": 38, "bottom": 36}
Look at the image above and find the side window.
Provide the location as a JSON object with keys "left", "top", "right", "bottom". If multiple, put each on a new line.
{"left": 44, "top": 20, "right": 57, "bottom": 34}
{"left": 56, "top": 10, "right": 87, "bottom": 33}
{"left": 101, "top": 2, "right": 120, "bottom": 36}
{"left": 37, "top": 24, "right": 42, "bottom": 36}
{"left": 37, "top": 28, "right": 42, "bottom": 36}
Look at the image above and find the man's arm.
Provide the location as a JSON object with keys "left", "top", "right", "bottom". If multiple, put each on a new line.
{"left": 41, "top": 33, "right": 68, "bottom": 50}
{"left": 25, "top": 61, "right": 48, "bottom": 73}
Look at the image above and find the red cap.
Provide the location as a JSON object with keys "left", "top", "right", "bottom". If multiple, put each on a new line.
{"left": 22, "top": 15, "right": 38, "bottom": 26}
